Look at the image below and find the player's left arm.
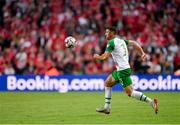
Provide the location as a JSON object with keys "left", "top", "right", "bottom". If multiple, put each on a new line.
{"left": 93, "top": 52, "right": 111, "bottom": 60}
{"left": 128, "top": 40, "right": 147, "bottom": 61}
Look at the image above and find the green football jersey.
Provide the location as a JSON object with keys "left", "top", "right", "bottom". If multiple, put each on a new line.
{"left": 105, "top": 36, "right": 130, "bottom": 71}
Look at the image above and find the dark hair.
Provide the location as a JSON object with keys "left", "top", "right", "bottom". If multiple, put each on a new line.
{"left": 105, "top": 26, "right": 117, "bottom": 34}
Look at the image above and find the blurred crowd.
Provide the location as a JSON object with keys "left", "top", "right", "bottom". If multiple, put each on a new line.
{"left": 0, "top": 0, "right": 179, "bottom": 75}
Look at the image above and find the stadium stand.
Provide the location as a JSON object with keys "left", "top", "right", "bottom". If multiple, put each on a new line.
{"left": 0, "top": 0, "right": 179, "bottom": 75}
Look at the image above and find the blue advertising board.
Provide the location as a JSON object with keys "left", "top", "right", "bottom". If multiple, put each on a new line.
{"left": 0, "top": 74, "right": 179, "bottom": 92}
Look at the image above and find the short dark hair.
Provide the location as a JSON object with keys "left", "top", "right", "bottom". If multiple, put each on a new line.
{"left": 105, "top": 26, "right": 117, "bottom": 34}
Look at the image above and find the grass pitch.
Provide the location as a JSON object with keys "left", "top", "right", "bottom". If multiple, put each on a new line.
{"left": 0, "top": 92, "right": 180, "bottom": 124}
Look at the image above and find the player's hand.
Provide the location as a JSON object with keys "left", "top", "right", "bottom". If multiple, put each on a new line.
{"left": 93, "top": 54, "right": 100, "bottom": 60}
{"left": 141, "top": 53, "right": 147, "bottom": 61}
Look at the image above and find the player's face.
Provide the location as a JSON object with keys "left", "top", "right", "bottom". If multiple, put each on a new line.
{"left": 105, "top": 29, "right": 113, "bottom": 40}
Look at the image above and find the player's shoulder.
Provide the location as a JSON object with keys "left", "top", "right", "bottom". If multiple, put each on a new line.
{"left": 114, "top": 36, "right": 129, "bottom": 45}
{"left": 114, "top": 37, "right": 125, "bottom": 43}
{"left": 108, "top": 36, "right": 125, "bottom": 45}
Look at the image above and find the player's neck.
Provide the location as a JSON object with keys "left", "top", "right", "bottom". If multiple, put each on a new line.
{"left": 109, "top": 35, "right": 116, "bottom": 40}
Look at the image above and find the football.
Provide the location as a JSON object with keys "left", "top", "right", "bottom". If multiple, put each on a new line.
{"left": 65, "top": 36, "right": 77, "bottom": 48}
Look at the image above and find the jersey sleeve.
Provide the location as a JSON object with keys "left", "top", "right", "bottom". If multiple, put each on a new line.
{"left": 105, "top": 39, "right": 115, "bottom": 53}
{"left": 124, "top": 40, "right": 129, "bottom": 45}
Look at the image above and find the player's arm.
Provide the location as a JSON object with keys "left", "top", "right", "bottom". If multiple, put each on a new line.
{"left": 128, "top": 40, "right": 147, "bottom": 61}
{"left": 93, "top": 52, "right": 111, "bottom": 60}
{"left": 94, "top": 39, "right": 114, "bottom": 60}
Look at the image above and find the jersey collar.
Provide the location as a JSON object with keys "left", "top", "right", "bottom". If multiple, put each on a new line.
{"left": 109, "top": 36, "right": 117, "bottom": 41}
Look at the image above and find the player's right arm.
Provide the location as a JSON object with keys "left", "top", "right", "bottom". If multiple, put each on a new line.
{"left": 94, "top": 39, "right": 114, "bottom": 61}
{"left": 128, "top": 40, "right": 147, "bottom": 61}
{"left": 93, "top": 52, "right": 111, "bottom": 60}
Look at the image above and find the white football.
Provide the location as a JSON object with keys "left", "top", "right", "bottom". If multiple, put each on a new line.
{"left": 65, "top": 36, "right": 77, "bottom": 48}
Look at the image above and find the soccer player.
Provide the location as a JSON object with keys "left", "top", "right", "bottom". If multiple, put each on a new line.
{"left": 93, "top": 27, "right": 158, "bottom": 114}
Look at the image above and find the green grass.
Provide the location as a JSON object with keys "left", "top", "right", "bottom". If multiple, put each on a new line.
{"left": 0, "top": 92, "right": 180, "bottom": 124}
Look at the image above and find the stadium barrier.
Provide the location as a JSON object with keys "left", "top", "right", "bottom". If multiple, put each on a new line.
{"left": 0, "top": 74, "right": 180, "bottom": 92}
